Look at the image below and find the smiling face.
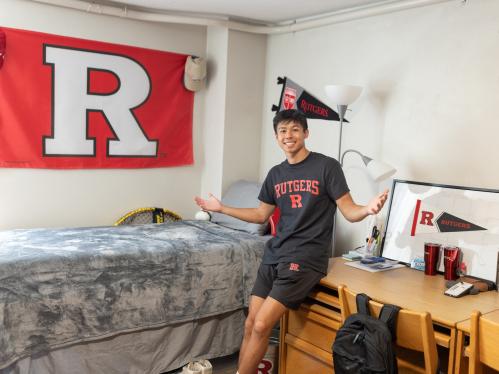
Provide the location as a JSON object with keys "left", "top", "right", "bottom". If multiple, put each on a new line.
{"left": 275, "top": 120, "right": 309, "bottom": 161}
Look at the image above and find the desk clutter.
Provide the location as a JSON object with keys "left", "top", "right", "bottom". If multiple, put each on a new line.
{"left": 342, "top": 251, "right": 405, "bottom": 272}
{"left": 444, "top": 281, "right": 475, "bottom": 298}
{"left": 445, "top": 276, "right": 496, "bottom": 296}
{"left": 343, "top": 249, "right": 496, "bottom": 297}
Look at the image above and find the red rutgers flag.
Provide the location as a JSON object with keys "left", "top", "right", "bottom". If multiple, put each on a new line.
{"left": 0, "top": 26, "right": 193, "bottom": 168}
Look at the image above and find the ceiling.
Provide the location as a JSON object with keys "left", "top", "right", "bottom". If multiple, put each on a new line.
{"left": 99, "top": 0, "right": 404, "bottom": 25}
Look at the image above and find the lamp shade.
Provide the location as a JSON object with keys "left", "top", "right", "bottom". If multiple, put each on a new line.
{"left": 341, "top": 149, "right": 396, "bottom": 182}
{"left": 365, "top": 159, "right": 397, "bottom": 182}
{"left": 324, "top": 85, "right": 362, "bottom": 105}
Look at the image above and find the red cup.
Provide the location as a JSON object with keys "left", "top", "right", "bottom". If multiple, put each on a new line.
{"left": 443, "top": 246, "right": 461, "bottom": 280}
{"left": 424, "top": 243, "right": 441, "bottom": 275}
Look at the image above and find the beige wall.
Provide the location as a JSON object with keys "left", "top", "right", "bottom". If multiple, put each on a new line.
{"left": 260, "top": 0, "right": 499, "bottom": 252}
{"left": 5, "top": 0, "right": 495, "bottom": 244}
{"left": 0, "top": 0, "right": 267, "bottom": 231}
{"left": 0, "top": 0, "right": 207, "bottom": 229}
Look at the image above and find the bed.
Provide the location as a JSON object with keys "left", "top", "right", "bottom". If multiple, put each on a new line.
{"left": 0, "top": 219, "right": 268, "bottom": 374}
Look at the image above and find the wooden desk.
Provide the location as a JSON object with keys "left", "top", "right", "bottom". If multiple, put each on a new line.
{"left": 455, "top": 310, "right": 499, "bottom": 374}
{"left": 279, "top": 258, "right": 499, "bottom": 374}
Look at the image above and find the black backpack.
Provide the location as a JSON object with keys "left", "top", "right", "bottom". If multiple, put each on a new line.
{"left": 332, "top": 293, "right": 400, "bottom": 374}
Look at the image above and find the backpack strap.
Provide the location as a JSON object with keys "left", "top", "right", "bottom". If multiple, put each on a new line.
{"left": 379, "top": 304, "right": 401, "bottom": 342}
{"left": 355, "top": 293, "right": 371, "bottom": 316}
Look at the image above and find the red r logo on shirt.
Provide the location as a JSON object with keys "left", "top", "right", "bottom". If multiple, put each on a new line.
{"left": 289, "top": 194, "right": 302, "bottom": 208}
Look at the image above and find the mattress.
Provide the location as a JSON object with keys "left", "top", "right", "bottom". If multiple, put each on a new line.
{"left": 0, "top": 220, "right": 267, "bottom": 369}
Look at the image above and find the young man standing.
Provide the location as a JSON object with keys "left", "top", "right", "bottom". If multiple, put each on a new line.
{"left": 194, "top": 109, "right": 388, "bottom": 374}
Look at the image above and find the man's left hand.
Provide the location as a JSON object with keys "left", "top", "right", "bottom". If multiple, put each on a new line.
{"left": 366, "top": 189, "right": 389, "bottom": 215}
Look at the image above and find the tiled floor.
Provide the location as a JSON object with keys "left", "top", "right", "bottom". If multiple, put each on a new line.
{"left": 165, "top": 338, "right": 279, "bottom": 373}
{"left": 210, "top": 353, "right": 239, "bottom": 374}
{"left": 166, "top": 352, "right": 238, "bottom": 374}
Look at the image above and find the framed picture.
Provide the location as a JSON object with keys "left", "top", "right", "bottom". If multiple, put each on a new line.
{"left": 381, "top": 179, "right": 499, "bottom": 282}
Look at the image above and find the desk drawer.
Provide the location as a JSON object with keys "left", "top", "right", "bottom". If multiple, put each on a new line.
{"left": 287, "top": 304, "right": 341, "bottom": 353}
{"left": 284, "top": 335, "right": 333, "bottom": 373}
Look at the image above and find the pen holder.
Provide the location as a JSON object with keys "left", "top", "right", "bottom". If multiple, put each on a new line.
{"left": 365, "top": 224, "right": 381, "bottom": 256}
{"left": 364, "top": 241, "right": 378, "bottom": 256}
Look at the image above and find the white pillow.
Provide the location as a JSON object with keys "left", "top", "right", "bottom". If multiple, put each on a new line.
{"left": 211, "top": 180, "right": 269, "bottom": 235}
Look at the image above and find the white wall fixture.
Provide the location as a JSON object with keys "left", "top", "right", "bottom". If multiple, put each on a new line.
{"left": 30, "top": 0, "right": 459, "bottom": 34}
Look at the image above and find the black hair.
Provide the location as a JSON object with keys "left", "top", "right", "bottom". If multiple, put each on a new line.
{"left": 272, "top": 109, "right": 308, "bottom": 133}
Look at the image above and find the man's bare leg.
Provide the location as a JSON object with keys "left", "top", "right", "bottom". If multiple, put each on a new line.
{"left": 237, "top": 297, "right": 287, "bottom": 374}
{"left": 238, "top": 295, "right": 265, "bottom": 368}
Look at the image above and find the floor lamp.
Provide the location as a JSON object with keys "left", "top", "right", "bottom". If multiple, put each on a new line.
{"left": 324, "top": 84, "right": 396, "bottom": 256}
{"left": 324, "top": 84, "right": 362, "bottom": 256}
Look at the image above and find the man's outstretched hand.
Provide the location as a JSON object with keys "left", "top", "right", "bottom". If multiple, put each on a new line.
{"left": 366, "top": 189, "right": 389, "bottom": 215}
{"left": 194, "top": 193, "right": 223, "bottom": 213}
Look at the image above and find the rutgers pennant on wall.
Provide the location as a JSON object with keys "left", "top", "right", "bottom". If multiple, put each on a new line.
{"left": 410, "top": 199, "right": 487, "bottom": 236}
{"left": 0, "top": 26, "right": 193, "bottom": 168}
{"left": 272, "top": 76, "right": 346, "bottom": 123}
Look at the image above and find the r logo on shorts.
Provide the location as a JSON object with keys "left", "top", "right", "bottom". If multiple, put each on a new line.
{"left": 289, "top": 263, "right": 300, "bottom": 271}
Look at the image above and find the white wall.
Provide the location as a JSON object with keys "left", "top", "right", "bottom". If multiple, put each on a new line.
{"left": 223, "top": 30, "right": 266, "bottom": 193}
{"left": 200, "top": 28, "right": 267, "bottom": 198}
{"left": 261, "top": 0, "right": 499, "bottom": 253}
{"left": 0, "top": 0, "right": 206, "bottom": 229}
{"left": 200, "top": 26, "right": 229, "bottom": 199}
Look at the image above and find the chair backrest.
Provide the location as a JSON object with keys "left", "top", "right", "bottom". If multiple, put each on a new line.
{"left": 469, "top": 310, "right": 499, "bottom": 373}
{"left": 338, "top": 284, "right": 438, "bottom": 374}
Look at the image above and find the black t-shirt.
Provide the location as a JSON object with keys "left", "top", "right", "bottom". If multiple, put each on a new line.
{"left": 258, "top": 152, "right": 350, "bottom": 274}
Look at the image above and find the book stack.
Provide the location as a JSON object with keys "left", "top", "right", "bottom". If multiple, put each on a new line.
{"left": 342, "top": 250, "right": 363, "bottom": 261}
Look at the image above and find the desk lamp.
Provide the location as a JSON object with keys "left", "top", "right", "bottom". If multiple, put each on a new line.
{"left": 341, "top": 149, "right": 396, "bottom": 181}
{"left": 332, "top": 150, "right": 396, "bottom": 256}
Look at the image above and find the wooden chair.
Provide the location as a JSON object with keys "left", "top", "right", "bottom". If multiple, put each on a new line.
{"left": 338, "top": 284, "right": 439, "bottom": 374}
{"left": 468, "top": 310, "right": 499, "bottom": 374}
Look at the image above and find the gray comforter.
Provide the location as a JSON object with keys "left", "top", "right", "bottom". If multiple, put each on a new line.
{"left": 0, "top": 221, "right": 267, "bottom": 369}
